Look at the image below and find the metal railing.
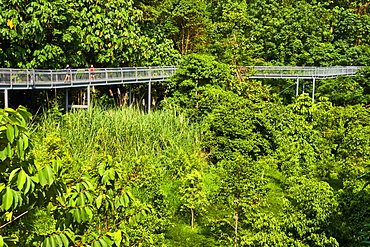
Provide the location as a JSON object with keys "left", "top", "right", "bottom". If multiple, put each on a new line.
{"left": 0, "top": 66, "right": 365, "bottom": 90}
{"left": 0, "top": 66, "right": 177, "bottom": 90}
{"left": 243, "top": 66, "right": 364, "bottom": 79}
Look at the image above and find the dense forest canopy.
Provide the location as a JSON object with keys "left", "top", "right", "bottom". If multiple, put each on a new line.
{"left": 2, "top": 0, "right": 370, "bottom": 247}
{"left": 1, "top": 0, "right": 370, "bottom": 68}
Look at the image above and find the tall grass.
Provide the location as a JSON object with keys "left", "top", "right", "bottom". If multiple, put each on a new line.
{"left": 34, "top": 106, "right": 203, "bottom": 167}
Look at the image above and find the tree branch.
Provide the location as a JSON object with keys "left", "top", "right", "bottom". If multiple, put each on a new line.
{"left": 0, "top": 206, "right": 37, "bottom": 229}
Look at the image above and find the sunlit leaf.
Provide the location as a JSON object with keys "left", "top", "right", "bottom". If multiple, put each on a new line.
{"left": 2, "top": 187, "right": 13, "bottom": 210}
{"left": 8, "top": 168, "right": 20, "bottom": 184}
{"left": 60, "top": 233, "right": 69, "bottom": 247}
{"left": 96, "top": 195, "right": 103, "bottom": 209}
{"left": 17, "top": 169, "right": 27, "bottom": 191}
{"left": 38, "top": 170, "right": 47, "bottom": 187}
{"left": 0, "top": 235, "right": 4, "bottom": 247}
{"left": 5, "top": 125, "right": 14, "bottom": 143}
{"left": 98, "top": 238, "right": 109, "bottom": 247}
{"left": 54, "top": 234, "right": 63, "bottom": 247}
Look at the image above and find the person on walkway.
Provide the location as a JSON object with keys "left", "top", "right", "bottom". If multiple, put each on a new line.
{"left": 89, "top": 65, "right": 95, "bottom": 80}
{"left": 64, "top": 64, "right": 72, "bottom": 82}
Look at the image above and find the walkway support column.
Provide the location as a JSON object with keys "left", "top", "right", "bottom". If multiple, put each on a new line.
{"left": 66, "top": 89, "right": 69, "bottom": 112}
{"left": 87, "top": 86, "right": 91, "bottom": 108}
{"left": 296, "top": 78, "right": 299, "bottom": 96}
{"left": 129, "top": 85, "right": 132, "bottom": 106}
{"left": 148, "top": 81, "right": 151, "bottom": 112}
{"left": 4, "top": 90, "right": 8, "bottom": 108}
{"left": 312, "top": 78, "right": 316, "bottom": 103}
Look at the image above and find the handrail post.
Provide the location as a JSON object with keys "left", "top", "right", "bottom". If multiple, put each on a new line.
{"left": 69, "top": 69, "right": 72, "bottom": 86}
{"left": 89, "top": 68, "right": 91, "bottom": 83}
{"left": 32, "top": 70, "right": 35, "bottom": 87}
{"left": 51, "top": 70, "right": 54, "bottom": 87}
{"left": 26, "top": 70, "right": 29, "bottom": 89}
{"left": 10, "top": 69, "right": 12, "bottom": 88}
{"left": 105, "top": 69, "right": 108, "bottom": 84}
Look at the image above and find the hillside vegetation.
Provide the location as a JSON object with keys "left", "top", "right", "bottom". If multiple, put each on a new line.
{"left": 2, "top": 83, "right": 370, "bottom": 246}
{"left": 2, "top": 0, "right": 370, "bottom": 246}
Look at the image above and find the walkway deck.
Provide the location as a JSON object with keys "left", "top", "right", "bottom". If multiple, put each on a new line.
{"left": 0, "top": 66, "right": 177, "bottom": 90}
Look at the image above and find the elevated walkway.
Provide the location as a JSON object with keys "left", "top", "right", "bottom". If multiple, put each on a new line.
{"left": 0, "top": 65, "right": 364, "bottom": 108}
{"left": 242, "top": 66, "right": 364, "bottom": 102}
{"left": 0, "top": 66, "right": 176, "bottom": 90}
{"left": 243, "top": 66, "right": 363, "bottom": 79}
{"left": 0, "top": 66, "right": 176, "bottom": 111}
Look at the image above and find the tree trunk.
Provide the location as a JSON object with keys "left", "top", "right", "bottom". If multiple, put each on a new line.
{"left": 191, "top": 208, "right": 195, "bottom": 230}
{"left": 234, "top": 211, "right": 238, "bottom": 247}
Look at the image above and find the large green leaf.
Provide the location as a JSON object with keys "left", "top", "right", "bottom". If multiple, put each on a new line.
{"left": 96, "top": 194, "right": 103, "bottom": 209}
{"left": 49, "top": 236, "right": 56, "bottom": 247}
{"left": 98, "top": 238, "right": 108, "bottom": 247}
{"left": 60, "top": 233, "right": 69, "bottom": 247}
{"left": 92, "top": 240, "right": 101, "bottom": 247}
{"left": 80, "top": 207, "right": 88, "bottom": 222}
{"left": 85, "top": 206, "right": 93, "bottom": 220}
{"left": 17, "top": 169, "right": 27, "bottom": 191}
{"left": 2, "top": 187, "right": 13, "bottom": 211}
{"left": 5, "top": 125, "right": 14, "bottom": 143}
{"left": 24, "top": 175, "right": 32, "bottom": 194}
{"left": 78, "top": 193, "right": 85, "bottom": 206}
{"left": 8, "top": 168, "right": 20, "bottom": 184}
{"left": 0, "top": 184, "right": 5, "bottom": 193}
{"left": 21, "top": 134, "right": 29, "bottom": 150}
{"left": 41, "top": 237, "right": 51, "bottom": 247}
{"left": 54, "top": 235, "right": 63, "bottom": 247}
{"left": 17, "top": 137, "right": 24, "bottom": 160}
{"left": 0, "top": 235, "right": 4, "bottom": 247}
{"left": 0, "top": 148, "right": 7, "bottom": 161}
{"left": 107, "top": 231, "right": 122, "bottom": 246}
{"left": 38, "top": 170, "right": 47, "bottom": 187}
{"left": 13, "top": 125, "right": 19, "bottom": 139}
{"left": 45, "top": 165, "right": 55, "bottom": 185}
{"left": 6, "top": 143, "right": 13, "bottom": 158}
{"left": 72, "top": 208, "right": 81, "bottom": 223}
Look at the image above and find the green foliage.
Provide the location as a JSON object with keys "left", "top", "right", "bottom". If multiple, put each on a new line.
{"left": 0, "top": 106, "right": 65, "bottom": 246}
{"left": 165, "top": 53, "right": 236, "bottom": 103}
{"left": 164, "top": 53, "right": 275, "bottom": 120}
{"left": 318, "top": 76, "right": 370, "bottom": 106}
{"left": 14, "top": 97, "right": 370, "bottom": 246}
{"left": 31, "top": 106, "right": 206, "bottom": 246}
{"left": 178, "top": 152, "right": 210, "bottom": 229}
{"left": 0, "top": 0, "right": 179, "bottom": 68}
{"left": 3, "top": 0, "right": 370, "bottom": 245}
{"left": 0, "top": 107, "right": 174, "bottom": 247}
